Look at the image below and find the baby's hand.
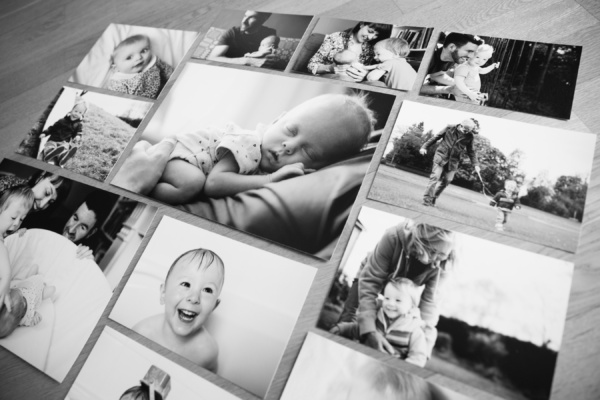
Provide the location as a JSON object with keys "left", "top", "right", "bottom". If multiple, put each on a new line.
{"left": 17, "top": 228, "right": 27, "bottom": 237}
{"left": 270, "top": 163, "right": 309, "bottom": 182}
{"left": 467, "top": 91, "right": 480, "bottom": 101}
{"left": 493, "top": 62, "right": 500, "bottom": 69}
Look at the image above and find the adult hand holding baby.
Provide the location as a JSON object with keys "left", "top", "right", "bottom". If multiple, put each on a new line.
{"left": 269, "top": 162, "right": 315, "bottom": 183}
{"left": 245, "top": 54, "right": 278, "bottom": 68}
{"left": 112, "top": 137, "right": 176, "bottom": 195}
{"left": 346, "top": 62, "right": 369, "bottom": 82}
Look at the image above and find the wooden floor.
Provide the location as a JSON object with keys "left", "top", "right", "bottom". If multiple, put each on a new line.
{"left": 1, "top": 0, "right": 599, "bottom": 399}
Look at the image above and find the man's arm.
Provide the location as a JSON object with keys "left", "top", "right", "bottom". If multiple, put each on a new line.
{"left": 207, "top": 45, "right": 275, "bottom": 67}
{"left": 419, "top": 82, "right": 455, "bottom": 96}
{"left": 420, "top": 126, "right": 447, "bottom": 153}
{"left": 467, "top": 137, "right": 479, "bottom": 168}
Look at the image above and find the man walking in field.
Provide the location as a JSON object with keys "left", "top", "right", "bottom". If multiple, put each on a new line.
{"left": 420, "top": 118, "right": 481, "bottom": 207}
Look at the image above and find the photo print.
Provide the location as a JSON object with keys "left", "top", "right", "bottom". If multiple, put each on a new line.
{"left": 291, "top": 17, "right": 434, "bottom": 91}
{"left": 281, "top": 331, "right": 471, "bottom": 400}
{"left": 111, "top": 62, "right": 396, "bottom": 260}
{"left": 419, "top": 31, "right": 582, "bottom": 119}
{"left": 0, "top": 159, "right": 157, "bottom": 382}
{"left": 16, "top": 86, "right": 153, "bottom": 181}
{"left": 69, "top": 23, "right": 198, "bottom": 100}
{"left": 193, "top": 9, "right": 313, "bottom": 71}
{"left": 68, "top": 326, "right": 240, "bottom": 400}
{"left": 319, "top": 206, "right": 573, "bottom": 400}
{"left": 110, "top": 216, "right": 316, "bottom": 398}
{"left": 369, "top": 101, "right": 595, "bottom": 253}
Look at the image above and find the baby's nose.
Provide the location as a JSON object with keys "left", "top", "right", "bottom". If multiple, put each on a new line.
{"left": 187, "top": 291, "right": 201, "bottom": 304}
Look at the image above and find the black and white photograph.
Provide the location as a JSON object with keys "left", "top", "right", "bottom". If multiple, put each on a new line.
{"left": 291, "top": 17, "right": 433, "bottom": 91}
{"left": 419, "top": 31, "right": 582, "bottom": 119}
{"left": 16, "top": 87, "right": 153, "bottom": 181}
{"left": 193, "top": 9, "right": 312, "bottom": 71}
{"left": 0, "top": 160, "right": 157, "bottom": 382}
{"left": 281, "top": 331, "right": 471, "bottom": 400}
{"left": 109, "top": 216, "right": 316, "bottom": 398}
{"left": 319, "top": 206, "right": 573, "bottom": 400}
{"left": 110, "top": 62, "right": 396, "bottom": 260}
{"left": 67, "top": 326, "right": 239, "bottom": 400}
{"left": 368, "top": 101, "right": 595, "bottom": 253}
{"left": 68, "top": 23, "right": 197, "bottom": 100}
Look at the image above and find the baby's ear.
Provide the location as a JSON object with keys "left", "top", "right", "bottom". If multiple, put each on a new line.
{"left": 159, "top": 283, "right": 165, "bottom": 305}
{"left": 214, "top": 299, "right": 221, "bottom": 310}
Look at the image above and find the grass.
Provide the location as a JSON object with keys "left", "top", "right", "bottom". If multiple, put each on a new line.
{"left": 369, "top": 165, "right": 580, "bottom": 253}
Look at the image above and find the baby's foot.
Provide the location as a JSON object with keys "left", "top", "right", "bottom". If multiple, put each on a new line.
{"left": 43, "top": 285, "right": 57, "bottom": 301}
{"left": 31, "top": 311, "right": 42, "bottom": 326}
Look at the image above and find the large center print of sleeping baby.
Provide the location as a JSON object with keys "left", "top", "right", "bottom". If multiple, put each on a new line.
{"left": 112, "top": 63, "right": 395, "bottom": 259}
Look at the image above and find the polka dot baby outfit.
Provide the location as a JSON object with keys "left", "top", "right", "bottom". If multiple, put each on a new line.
{"left": 11, "top": 274, "right": 45, "bottom": 327}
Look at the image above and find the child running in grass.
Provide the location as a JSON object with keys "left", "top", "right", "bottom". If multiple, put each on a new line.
{"left": 331, "top": 277, "right": 428, "bottom": 367}
{"left": 151, "top": 93, "right": 376, "bottom": 204}
{"left": 453, "top": 44, "right": 500, "bottom": 104}
{"left": 490, "top": 178, "right": 521, "bottom": 231}
{"left": 107, "top": 34, "right": 174, "bottom": 99}
{"left": 133, "top": 248, "right": 225, "bottom": 372}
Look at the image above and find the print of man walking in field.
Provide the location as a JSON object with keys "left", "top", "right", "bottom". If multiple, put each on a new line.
{"left": 420, "top": 118, "right": 481, "bottom": 207}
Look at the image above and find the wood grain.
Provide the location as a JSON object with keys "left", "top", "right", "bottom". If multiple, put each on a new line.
{"left": 1, "top": 0, "right": 599, "bottom": 399}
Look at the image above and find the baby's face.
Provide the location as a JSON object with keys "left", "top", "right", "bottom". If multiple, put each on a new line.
{"left": 382, "top": 284, "right": 413, "bottom": 319}
{"left": 0, "top": 199, "right": 30, "bottom": 238}
{"left": 160, "top": 260, "right": 223, "bottom": 338}
{"left": 259, "top": 37, "right": 277, "bottom": 52}
{"left": 113, "top": 39, "right": 152, "bottom": 74}
{"left": 260, "top": 96, "right": 361, "bottom": 173}
{"left": 69, "top": 105, "right": 86, "bottom": 121}
{"left": 470, "top": 52, "right": 491, "bottom": 66}
{"left": 374, "top": 46, "right": 396, "bottom": 62}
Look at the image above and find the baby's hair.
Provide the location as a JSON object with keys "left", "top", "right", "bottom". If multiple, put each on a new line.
{"left": 359, "top": 359, "right": 432, "bottom": 398}
{"left": 166, "top": 248, "right": 225, "bottom": 291}
{"left": 69, "top": 100, "right": 88, "bottom": 120}
{"left": 337, "top": 93, "right": 376, "bottom": 154}
{"left": 0, "top": 184, "right": 34, "bottom": 213}
{"left": 470, "top": 117, "right": 480, "bottom": 134}
{"left": 386, "top": 277, "right": 420, "bottom": 308}
{"left": 375, "top": 38, "right": 410, "bottom": 58}
{"left": 263, "top": 35, "right": 280, "bottom": 48}
{"left": 476, "top": 43, "right": 494, "bottom": 58}
{"left": 443, "top": 32, "right": 484, "bottom": 49}
{"left": 0, "top": 289, "right": 27, "bottom": 339}
{"left": 406, "top": 221, "right": 456, "bottom": 267}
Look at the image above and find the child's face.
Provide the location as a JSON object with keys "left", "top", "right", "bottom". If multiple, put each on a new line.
{"left": 69, "top": 105, "right": 86, "bottom": 121}
{"left": 0, "top": 198, "right": 30, "bottom": 238}
{"left": 259, "top": 37, "right": 277, "bottom": 52}
{"left": 382, "top": 284, "right": 413, "bottom": 319}
{"left": 260, "top": 96, "right": 362, "bottom": 173}
{"left": 470, "top": 52, "right": 491, "bottom": 66}
{"left": 160, "top": 260, "right": 223, "bottom": 338}
{"left": 374, "top": 46, "right": 396, "bottom": 62}
{"left": 113, "top": 39, "right": 152, "bottom": 74}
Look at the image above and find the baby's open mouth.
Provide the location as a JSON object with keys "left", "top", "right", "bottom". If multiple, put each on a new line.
{"left": 178, "top": 309, "right": 198, "bottom": 322}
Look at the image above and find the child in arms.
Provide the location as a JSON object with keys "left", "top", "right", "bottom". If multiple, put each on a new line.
{"left": 0, "top": 186, "right": 56, "bottom": 338}
{"left": 107, "top": 34, "right": 174, "bottom": 99}
{"left": 453, "top": 44, "right": 499, "bottom": 104}
{"left": 133, "top": 249, "right": 225, "bottom": 372}
{"left": 151, "top": 93, "right": 375, "bottom": 204}
{"left": 331, "top": 277, "right": 428, "bottom": 367}
{"left": 365, "top": 38, "right": 417, "bottom": 91}
{"left": 245, "top": 35, "right": 280, "bottom": 58}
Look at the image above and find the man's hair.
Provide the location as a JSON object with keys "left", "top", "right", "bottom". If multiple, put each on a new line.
{"left": 386, "top": 277, "right": 421, "bottom": 307}
{"left": 0, "top": 185, "right": 34, "bottom": 213}
{"left": 443, "top": 32, "right": 484, "bottom": 49}
{"left": 166, "top": 248, "right": 225, "bottom": 292}
{"left": 375, "top": 38, "right": 411, "bottom": 57}
{"left": 82, "top": 191, "right": 116, "bottom": 229}
{"left": 351, "top": 21, "right": 392, "bottom": 42}
{"left": 0, "top": 289, "right": 28, "bottom": 339}
{"left": 250, "top": 11, "right": 272, "bottom": 24}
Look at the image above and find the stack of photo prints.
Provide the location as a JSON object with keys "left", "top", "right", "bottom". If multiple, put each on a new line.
{"left": 0, "top": 8, "right": 591, "bottom": 400}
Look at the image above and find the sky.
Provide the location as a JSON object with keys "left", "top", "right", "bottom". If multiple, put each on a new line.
{"left": 385, "top": 101, "right": 596, "bottom": 182}
{"left": 340, "top": 206, "right": 573, "bottom": 350}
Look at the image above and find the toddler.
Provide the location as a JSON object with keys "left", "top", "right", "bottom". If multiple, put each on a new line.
{"left": 365, "top": 38, "right": 417, "bottom": 91}
{"left": 39, "top": 101, "right": 88, "bottom": 167}
{"left": 490, "top": 178, "right": 521, "bottom": 231}
{"left": 107, "top": 34, "right": 174, "bottom": 99}
{"left": 133, "top": 249, "right": 225, "bottom": 372}
{"left": 331, "top": 277, "right": 428, "bottom": 367}
{"left": 245, "top": 35, "right": 280, "bottom": 58}
{"left": 151, "top": 93, "right": 375, "bottom": 204}
{"left": 453, "top": 44, "right": 500, "bottom": 104}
